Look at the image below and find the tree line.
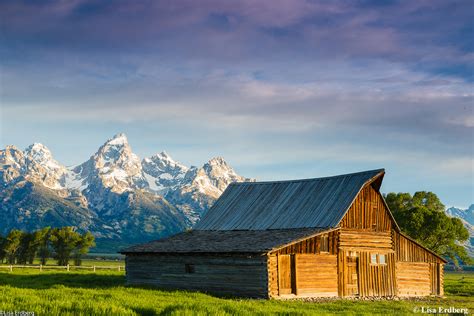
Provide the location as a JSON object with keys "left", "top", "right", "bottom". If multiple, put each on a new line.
{"left": 0, "top": 227, "right": 95, "bottom": 266}
{"left": 385, "top": 191, "right": 471, "bottom": 266}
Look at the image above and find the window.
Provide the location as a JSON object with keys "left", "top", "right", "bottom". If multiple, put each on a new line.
{"left": 371, "top": 254, "right": 377, "bottom": 264}
{"left": 185, "top": 264, "right": 195, "bottom": 273}
{"left": 379, "top": 254, "right": 386, "bottom": 265}
{"left": 370, "top": 254, "right": 387, "bottom": 265}
{"left": 320, "top": 234, "right": 329, "bottom": 252}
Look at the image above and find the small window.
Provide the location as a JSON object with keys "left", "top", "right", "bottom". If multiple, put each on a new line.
{"left": 371, "top": 254, "right": 377, "bottom": 264}
{"left": 349, "top": 251, "right": 358, "bottom": 257}
{"left": 185, "top": 264, "right": 195, "bottom": 273}
{"left": 379, "top": 254, "right": 386, "bottom": 265}
{"left": 320, "top": 234, "right": 329, "bottom": 252}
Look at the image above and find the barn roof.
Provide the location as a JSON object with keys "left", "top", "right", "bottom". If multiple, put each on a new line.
{"left": 194, "top": 169, "right": 385, "bottom": 231}
{"left": 120, "top": 228, "right": 331, "bottom": 254}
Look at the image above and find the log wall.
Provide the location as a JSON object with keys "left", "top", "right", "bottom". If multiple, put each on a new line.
{"left": 267, "top": 254, "right": 279, "bottom": 297}
{"left": 339, "top": 229, "right": 393, "bottom": 252}
{"left": 125, "top": 253, "right": 268, "bottom": 298}
{"left": 396, "top": 262, "right": 431, "bottom": 296}
{"left": 338, "top": 228, "right": 396, "bottom": 297}
{"left": 296, "top": 254, "right": 338, "bottom": 297}
{"left": 267, "top": 253, "right": 338, "bottom": 298}
{"left": 393, "top": 231, "right": 444, "bottom": 296}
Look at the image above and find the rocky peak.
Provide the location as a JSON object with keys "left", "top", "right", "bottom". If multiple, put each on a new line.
{"left": 75, "top": 133, "right": 147, "bottom": 194}
{"left": 142, "top": 151, "right": 189, "bottom": 193}
{"left": 0, "top": 145, "right": 26, "bottom": 184}
{"left": 24, "top": 143, "right": 66, "bottom": 173}
{"left": 21, "top": 143, "right": 67, "bottom": 190}
{"left": 94, "top": 133, "right": 139, "bottom": 167}
{"left": 143, "top": 151, "right": 188, "bottom": 176}
{"left": 1, "top": 145, "right": 25, "bottom": 165}
{"left": 201, "top": 157, "right": 251, "bottom": 191}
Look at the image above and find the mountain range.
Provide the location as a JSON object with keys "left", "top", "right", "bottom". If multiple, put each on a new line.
{"left": 0, "top": 133, "right": 253, "bottom": 252}
{"left": 2, "top": 135, "right": 472, "bottom": 255}
{"left": 446, "top": 205, "right": 474, "bottom": 258}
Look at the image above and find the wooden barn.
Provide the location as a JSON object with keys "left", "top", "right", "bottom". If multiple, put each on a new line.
{"left": 121, "top": 169, "right": 446, "bottom": 298}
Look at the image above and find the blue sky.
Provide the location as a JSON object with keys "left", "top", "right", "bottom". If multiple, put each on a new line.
{"left": 1, "top": 0, "right": 473, "bottom": 207}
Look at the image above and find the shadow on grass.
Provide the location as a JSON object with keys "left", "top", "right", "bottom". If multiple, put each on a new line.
{"left": 0, "top": 272, "right": 125, "bottom": 289}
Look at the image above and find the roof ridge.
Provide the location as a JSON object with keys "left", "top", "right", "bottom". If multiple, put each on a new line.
{"left": 230, "top": 168, "right": 385, "bottom": 186}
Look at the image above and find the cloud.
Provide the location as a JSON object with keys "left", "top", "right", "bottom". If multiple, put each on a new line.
{"left": 1, "top": 0, "right": 472, "bottom": 206}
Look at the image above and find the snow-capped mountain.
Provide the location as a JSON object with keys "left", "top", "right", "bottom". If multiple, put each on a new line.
{"left": 166, "top": 157, "right": 253, "bottom": 223}
{"left": 0, "top": 133, "right": 252, "bottom": 251}
{"left": 0, "top": 145, "right": 26, "bottom": 184}
{"left": 68, "top": 133, "right": 148, "bottom": 195}
{"left": 446, "top": 205, "right": 474, "bottom": 258}
{"left": 142, "top": 151, "right": 189, "bottom": 194}
{"left": 446, "top": 205, "right": 474, "bottom": 226}
{"left": 1, "top": 143, "right": 68, "bottom": 192}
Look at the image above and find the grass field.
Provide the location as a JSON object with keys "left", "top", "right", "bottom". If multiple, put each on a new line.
{"left": 0, "top": 259, "right": 124, "bottom": 267}
{"left": 0, "top": 268, "right": 472, "bottom": 315}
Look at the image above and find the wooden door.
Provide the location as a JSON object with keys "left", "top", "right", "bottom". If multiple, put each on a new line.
{"left": 345, "top": 254, "right": 359, "bottom": 296}
{"left": 278, "top": 254, "right": 296, "bottom": 295}
{"left": 430, "top": 263, "right": 440, "bottom": 295}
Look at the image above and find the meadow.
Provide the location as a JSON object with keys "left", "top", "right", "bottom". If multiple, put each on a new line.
{"left": 0, "top": 267, "right": 472, "bottom": 315}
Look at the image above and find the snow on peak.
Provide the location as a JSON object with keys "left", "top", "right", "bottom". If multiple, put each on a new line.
{"left": 142, "top": 151, "right": 189, "bottom": 193}
{"left": 83, "top": 133, "right": 147, "bottom": 193}
{"left": 25, "top": 143, "right": 53, "bottom": 161}
{"left": 148, "top": 151, "right": 188, "bottom": 171}
{"left": 21, "top": 143, "right": 68, "bottom": 190}
{"left": 106, "top": 133, "right": 129, "bottom": 146}
{"left": 207, "top": 156, "right": 228, "bottom": 166}
{"left": 24, "top": 143, "right": 65, "bottom": 173}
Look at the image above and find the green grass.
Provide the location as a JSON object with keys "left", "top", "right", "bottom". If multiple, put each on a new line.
{"left": 0, "top": 268, "right": 472, "bottom": 315}
{"left": 0, "top": 259, "right": 124, "bottom": 267}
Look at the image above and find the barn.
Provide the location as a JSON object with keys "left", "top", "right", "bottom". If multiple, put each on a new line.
{"left": 121, "top": 169, "right": 446, "bottom": 298}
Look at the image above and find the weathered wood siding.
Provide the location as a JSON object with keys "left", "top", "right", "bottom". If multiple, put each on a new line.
{"left": 396, "top": 262, "right": 431, "bottom": 296}
{"left": 393, "top": 231, "right": 444, "bottom": 263}
{"left": 267, "top": 254, "right": 279, "bottom": 297}
{"left": 125, "top": 254, "right": 268, "bottom": 298}
{"left": 338, "top": 250, "right": 396, "bottom": 297}
{"left": 338, "top": 184, "right": 397, "bottom": 297}
{"left": 296, "top": 254, "right": 338, "bottom": 297}
{"left": 340, "top": 184, "right": 392, "bottom": 231}
{"left": 393, "top": 231, "right": 444, "bottom": 296}
{"left": 438, "top": 264, "right": 444, "bottom": 296}
{"left": 267, "top": 253, "right": 338, "bottom": 298}
{"left": 359, "top": 252, "right": 396, "bottom": 297}
{"left": 339, "top": 229, "right": 392, "bottom": 251}
{"left": 276, "top": 231, "right": 338, "bottom": 255}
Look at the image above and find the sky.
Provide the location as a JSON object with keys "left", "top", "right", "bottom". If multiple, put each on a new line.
{"left": 0, "top": 0, "right": 473, "bottom": 208}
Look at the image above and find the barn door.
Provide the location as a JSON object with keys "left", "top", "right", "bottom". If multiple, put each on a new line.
{"left": 430, "top": 263, "right": 440, "bottom": 295}
{"left": 345, "top": 253, "right": 359, "bottom": 296}
{"left": 278, "top": 254, "right": 296, "bottom": 295}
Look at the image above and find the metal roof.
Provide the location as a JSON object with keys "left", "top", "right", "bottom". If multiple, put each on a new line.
{"left": 120, "top": 228, "right": 331, "bottom": 254}
{"left": 194, "top": 169, "right": 385, "bottom": 230}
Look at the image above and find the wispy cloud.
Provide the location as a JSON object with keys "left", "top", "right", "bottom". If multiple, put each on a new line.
{"left": 1, "top": 0, "right": 472, "bottom": 206}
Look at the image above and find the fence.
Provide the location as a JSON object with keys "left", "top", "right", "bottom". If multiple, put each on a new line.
{"left": 0, "top": 264, "right": 124, "bottom": 272}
